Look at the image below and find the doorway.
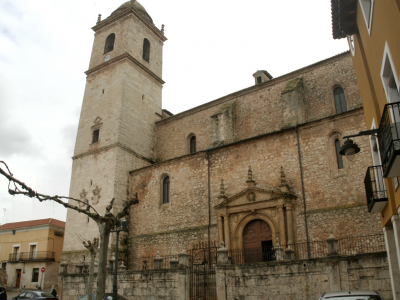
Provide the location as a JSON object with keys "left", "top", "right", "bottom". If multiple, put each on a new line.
{"left": 243, "top": 219, "right": 273, "bottom": 262}
{"left": 16, "top": 269, "right": 21, "bottom": 287}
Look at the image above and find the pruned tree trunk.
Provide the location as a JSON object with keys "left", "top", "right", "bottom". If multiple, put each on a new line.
{"left": 79, "top": 237, "right": 99, "bottom": 300}
{"left": 96, "top": 222, "right": 112, "bottom": 300}
{"left": 88, "top": 251, "right": 96, "bottom": 300}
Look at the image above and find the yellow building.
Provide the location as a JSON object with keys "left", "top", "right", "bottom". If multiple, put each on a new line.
{"left": 331, "top": 0, "right": 400, "bottom": 299}
{"left": 0, "top": 218, "right": 65, "bottom": 289}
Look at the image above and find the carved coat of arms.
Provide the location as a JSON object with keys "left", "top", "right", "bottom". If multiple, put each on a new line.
{"left": 91, "top": 186, "right": 102, "bottom": 205}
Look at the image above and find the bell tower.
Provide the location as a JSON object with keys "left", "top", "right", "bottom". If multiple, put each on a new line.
{"left": 62, "top": 1, "right": 167, "bottom": 259}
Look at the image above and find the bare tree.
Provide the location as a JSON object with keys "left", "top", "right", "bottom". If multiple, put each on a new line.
{"left": 78, "top": 236, "right": 99, "bottom": 300}
{"left": 0, "top": 161, "right": 138, "bottom": 300}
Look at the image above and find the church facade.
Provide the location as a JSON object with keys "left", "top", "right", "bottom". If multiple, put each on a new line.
{"left": 62, "top": 0, "right": 382, "bottom": 270}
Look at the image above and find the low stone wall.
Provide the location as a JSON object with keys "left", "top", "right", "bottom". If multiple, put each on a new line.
{"left": 216, "top": 252, "right": 392, "bottom": 300}
{"left": 59, "top": 268, "right": 189, "bottom": 300}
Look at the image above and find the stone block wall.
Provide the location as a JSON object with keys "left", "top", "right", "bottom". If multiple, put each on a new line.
{"left": 59, "top": 268, "right": 189, "bottom": 300}
{"left": 58, "top": 252, "right": 391, "bottom": 300}
{"left": 217, "top": 252, "right": 392, "bottom": 300}
{"left": 155, "top": 52, "right": 361, "bottom": 161}
{"left": 129, "top": 107, "right": 378, "bottom": 257}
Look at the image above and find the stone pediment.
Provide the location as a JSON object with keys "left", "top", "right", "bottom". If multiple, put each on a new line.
{"left": 215, "top": 186, "right": 295, "bottom": 209}
{"left": 214, "top": 166, "right": 296, "bottom": 251}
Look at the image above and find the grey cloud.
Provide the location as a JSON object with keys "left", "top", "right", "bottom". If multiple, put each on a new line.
{"left": 0, "top": 123, "right": 43, "bottom": 158}
{"left": 61, "top": 123, "right": 78, "bottom": 156}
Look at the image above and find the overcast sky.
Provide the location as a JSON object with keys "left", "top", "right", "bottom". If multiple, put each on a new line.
{"left": 0, "top": 0, "right": 349, "bottom": 225}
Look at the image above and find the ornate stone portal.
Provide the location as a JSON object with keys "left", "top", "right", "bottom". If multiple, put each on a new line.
{"left": 215, "top": 167, "right": 296, "bottom": 252}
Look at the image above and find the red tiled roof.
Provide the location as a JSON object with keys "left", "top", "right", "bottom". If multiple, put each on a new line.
{"left": 0, "top": 218, "right": 65, "bottom": 230}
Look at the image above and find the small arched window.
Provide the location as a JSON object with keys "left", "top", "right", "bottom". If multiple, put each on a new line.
{"left": 143, "top": 38, "right": 150, "bottom": 62}
{"left": 334, "top": 87, "right": 347, "bottom": 114}
{"left": 104, "top": 33, "right": 115, "bottom": 54}
{"left": 163, "top": 176, "right": 170, "bottom": 204}
{"left": 335, "top": 139, "right": 344, "bottom": 169}
{"left": 190, "top": 136, "right": 196, "bottom": 153}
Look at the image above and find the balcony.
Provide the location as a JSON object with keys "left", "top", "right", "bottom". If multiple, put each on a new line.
{"left": 364, "top": 166, "right": 388, "bottom": 213}
{"left": 378, "top": 102, "right": 400, "bottom": 178}
{"left": 8, "top": 251, "right": 55, "bottom": 263}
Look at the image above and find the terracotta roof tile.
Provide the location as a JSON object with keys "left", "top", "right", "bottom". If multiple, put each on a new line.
{"left": 0, "top": 218, "right": 65, "bottom": 230}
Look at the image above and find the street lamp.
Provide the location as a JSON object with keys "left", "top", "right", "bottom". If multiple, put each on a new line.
{"left": 339, "top": 138, "right": 360, "bottom": 161}
{"left": 111, "top": 220, "right": 128, "bottom": 300}
{"left": 339, "top": 129, "right": 378, "bottom": 161}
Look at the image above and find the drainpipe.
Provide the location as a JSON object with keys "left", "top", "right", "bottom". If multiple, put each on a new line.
{"left": 206, "top": 150, "right": 212, "bottom": 268}
{"left": 295, "top": 126, "right": 310, "bottom": 258}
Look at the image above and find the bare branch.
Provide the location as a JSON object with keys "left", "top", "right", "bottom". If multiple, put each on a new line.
{"left": 105, "top": 198, "right": 115, "bottom": 216}
{"left": 0, "top": 161, "right": 140, "bottom": 300}
{"left": 0, "top": 165, "right": 104, "bottom": 220}
{"left": 116, "top": 192, "right": 139, "bottom": 220}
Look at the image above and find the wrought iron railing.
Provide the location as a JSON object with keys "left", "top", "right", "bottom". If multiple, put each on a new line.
{"left": 378, "top": 101, "right": 400, "bottom": 177}
{"left": 230, "top": 246, "right": 276, "bottom": 264}
{"left": 230, "top": 234, "right": 385, "bottom": 264}
{"left": 8, "top": 251, "right": 55, "bottom": 262}
{"left": 364, "top": 166, "right": 388, "bottom": 212}
{"left": 130, "top": 254, "right": 179, "bottom": 270}
{"left": 337, "top": 234, "right": 386, "bottom": 255}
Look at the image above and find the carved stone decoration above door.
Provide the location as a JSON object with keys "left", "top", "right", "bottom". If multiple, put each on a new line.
{"left": 215, "top": 167, "right": 296, "bottom": 251}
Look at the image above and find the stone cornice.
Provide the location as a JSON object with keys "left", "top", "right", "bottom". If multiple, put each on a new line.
{"left": 85, "top": 53, "right": 165, "bottom": 85}
{"left": 92, "top": 8, "right": 167, "bottom": 43}
{"left": 156, "top": 51, "right": 351, "bottom": 126}
{"left": 72, "top": 142, "right": 154, "bottom": 164}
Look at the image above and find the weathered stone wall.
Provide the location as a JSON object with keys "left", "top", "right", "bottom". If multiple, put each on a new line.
{"left": 64, "top": 3, "right": 163, "bottom": 262}
{"left": 59, "top": 268, "right": 189, "bottom": 300}
{"left": 303, "top": 203, "right": 382, "bottom": 241}
{"left": 129, "top": 107, "right": 378, "bottom": 257}
{"left": 217, "top": 252, "right": 392, "bottom": 300}
{"left": 155, "top": 52, "right": 362, "bottom": 161}
{"left": 58, "top": 252, "right": 391, "bottom": 300}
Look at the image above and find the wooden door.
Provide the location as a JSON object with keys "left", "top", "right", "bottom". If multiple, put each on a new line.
{"left": 16, "top": 269, "right": 21, "bottom": 287}
{"left": 243, "top": 220, "right": 272, "bottom": 263}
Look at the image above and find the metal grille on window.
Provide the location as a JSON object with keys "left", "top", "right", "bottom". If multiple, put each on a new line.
{"left": 190, "top": 136, "right": 196, "bottom": 153}
{"left": 334, "top": 87, "right": 347, "bottom": 114}
{"left": 335, "top": 139, "right": 344, "bottom": 169}
{"left": 163, "top": 176, "right": 170, "bottom": 204}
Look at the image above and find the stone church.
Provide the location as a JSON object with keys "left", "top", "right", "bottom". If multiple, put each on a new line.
{"left": 61, "top": 1, "right": 386, "bottom": 295}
